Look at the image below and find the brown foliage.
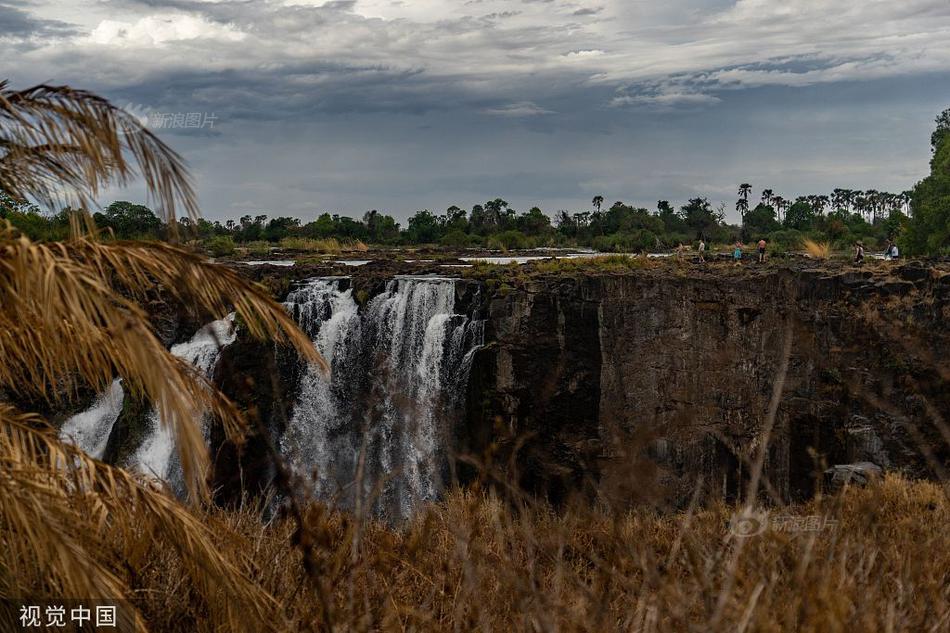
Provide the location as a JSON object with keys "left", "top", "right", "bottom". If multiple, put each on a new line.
{"left": 131, "top": 475, "right": 949, "bottom": 632}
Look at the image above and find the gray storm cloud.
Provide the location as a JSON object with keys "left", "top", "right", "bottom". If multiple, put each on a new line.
{"left": 3, "top": 0, "right": 949, "bottom": 220}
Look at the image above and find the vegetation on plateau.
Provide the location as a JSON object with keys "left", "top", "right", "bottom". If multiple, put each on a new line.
{"left": 3, "top": 108, "right": 949, "bottom": 256}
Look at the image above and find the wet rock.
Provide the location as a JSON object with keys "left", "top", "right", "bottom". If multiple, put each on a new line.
{"left": 876, "top": 280, "right": 916, "bottom": 296}
{"left": 897, "top": 263, "right": 932, "bottom": 283}
{"left": 845, "top": 420, "right": 890, "bottom": 467}
{"left": 823, "top": 462, "right": 883, "bottom": 488}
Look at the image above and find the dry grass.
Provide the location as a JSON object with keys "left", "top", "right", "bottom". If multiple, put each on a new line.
{"left": 279, "top": 237, "right": 342, "bottom": 253}
{"left": 241, "top": 240, "right": 274, "bottom": 255}
{"left": 803, "top": 239, "right": 831, "bottom": 259}
{"left": 117, "top": 474, "right": 949, "bottom": 632}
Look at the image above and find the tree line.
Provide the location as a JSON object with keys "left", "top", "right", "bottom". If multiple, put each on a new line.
{"left": 3, "top": 108, "right": 948, "bottom": 255}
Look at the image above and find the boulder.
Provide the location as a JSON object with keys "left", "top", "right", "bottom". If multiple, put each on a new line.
{"left": 823, "top": 462, "right": 883, "bottom": 489}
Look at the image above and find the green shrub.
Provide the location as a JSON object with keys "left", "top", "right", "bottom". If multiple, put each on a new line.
{"left": 242, "top": 240, "right": 272, "bottom": 255}
{"left": 487, "top": 230, "right": 528, "bottom": 251}
{"left": 205, "top": 235, "right": 235, "bottom": 257}
{"left": 766, "top": 229, "right": 804, "bottom": 252}
{"left": 440, "top": 229, "right": 471, "bottom": 248}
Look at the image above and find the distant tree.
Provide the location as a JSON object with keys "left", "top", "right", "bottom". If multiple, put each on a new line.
{"left": 406, "top": 209, "right": 443, "bottom": 243}
{"left": 736, "top": 197, "right": 749, "bottom": 220}
{"left": 444, "top": 205, "right": 468, "bottom": 232}
{"left": 469, "top": 204, "right": 488, "bottom": 234}
{"left": 484, "top": 198, "right": 510, "bottom": 230}
{"left": 760, "top": 189, "right": 774, "bottom": 207}
{"left": 772, "top": 196, "right": 786, "bottom": 223}
{"left": 554, "top": 210, "right": 577, "bottom": 238}
{"left": 738, "top": 183, "right": 752, "bottom": 201}
{"left": 101, "top": 201, "right": 161, "bottom": 238}
{"left": 657, "top": 199, "right": 684, "bottom": 234}
{"left": 517, "top": 206, "right": 552, "bottom": 236}
{"left": 302, "top": 213, "right": 336, "bottom": 239}
{"left": 679, "top": 197, "right": 721, "bottom": 239}
{"left": 742, "top": 203, "right": 780, "bottom": 241}
{"left": 592, "top": 195, "right": 604, "bottom": 214}
{"left": 263, "top": 216, "right": 300, "bottom": 242}
{"left": 930, "top": 107, "right": 950, "bottom": 151}
{"left": 783, "top": 200, "right": 816, "bottom": 231}
{"left": 907, "top": 109, "right": 950, "bottom": 254}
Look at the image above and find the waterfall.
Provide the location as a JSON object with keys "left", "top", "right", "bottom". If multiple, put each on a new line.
{"left": 282, "top": 276, "right": 484, "bottom": 521}
{"left": 129, "top": 315, "right": 237, "bottom": 490}
{"left": 59, "top": 379, "right": 125, "bottom": 460}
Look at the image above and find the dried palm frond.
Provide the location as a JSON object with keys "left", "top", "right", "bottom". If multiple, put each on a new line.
{"left": 0, "top": 80, "right": 316, "bottom": 632}
{"left": 0, "top": 81, "right": 196, "bottom": 226}
{"left": 0, "top": 225, "right": 324, "bottom": 497}
{"left": 0, "top": 404, "right": 283, "bottom": 631}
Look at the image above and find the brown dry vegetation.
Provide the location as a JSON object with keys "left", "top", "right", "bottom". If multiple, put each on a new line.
{"left": 25, "top": 474, "right": 942, "bottom": 632}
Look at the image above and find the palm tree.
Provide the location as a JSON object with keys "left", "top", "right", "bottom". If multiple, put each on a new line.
{"left": 736, "top": 197, "right": 749, "bottom": 220}
{"left": 761, "top": 189, "right": 774, "bottom": 207}
{"left": 738, "top": 183, "right": 752, "bottom": 202}
{"left": 1, "top": 81, "right": 323, "bottom": 629}
{"left": 592, "top": 195, "right": 604, "bottom": 214}
{"left": 864, "top": 189, "right": 881, "bottom": 224}
{"left": 772, "top": 196, "right": 786, "bottom": 223}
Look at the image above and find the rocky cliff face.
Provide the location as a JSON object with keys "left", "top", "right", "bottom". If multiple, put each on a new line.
{"left": 74, "top": 259, "right": 947, "bottom": 511}
{"left": 466, "top": 262, "right": 949, "bottom": 507}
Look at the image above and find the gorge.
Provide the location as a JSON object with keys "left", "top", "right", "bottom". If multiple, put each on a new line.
{"left": 60, "top": 258, "right": 949, "bottom": 518}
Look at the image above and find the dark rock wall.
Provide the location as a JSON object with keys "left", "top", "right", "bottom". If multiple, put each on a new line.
{"left": 467, "top": 264, "right": 949, "bottom": 507}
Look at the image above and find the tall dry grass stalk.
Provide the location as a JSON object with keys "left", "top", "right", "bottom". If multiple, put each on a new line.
{"left": 279, "top": 236, "right": 341, "bottom": 253}
{"left": 1, "top": 81, "right": 324, "bottom": 631}
{"left": 129, "top": 475, "right": 947, "bottom": 632}
{"left": 803, "top": 239, "right": 831, "bottom": 259}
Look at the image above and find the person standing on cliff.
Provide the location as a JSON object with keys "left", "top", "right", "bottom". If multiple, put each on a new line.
{"left": 757, "top": 238, "right": 767, "bottom": 263}
{"left": 854, "top": 241, "right": 865, "bottom": 264}
{"left": 733, "top": 241, "right": 743, "bottom": 265}
{"left": 698, "top": 238, "right": 706, "bottom": 263}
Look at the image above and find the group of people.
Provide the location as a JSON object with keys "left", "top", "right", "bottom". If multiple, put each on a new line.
{"left": 853, "top": 239, "right": 899, "bottom": 264}
{"left": 684, "top": 238, "right": 899, "bottom": 265}
{"left": 684, "top": 238, "right": 768, "bottom": 264}
{"left": 727, "top": 239, "right": 768, "bottom": 265}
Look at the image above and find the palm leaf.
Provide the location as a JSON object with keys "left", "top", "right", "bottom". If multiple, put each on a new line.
{"left": 0, "top": 80, "right": 196, "bottom": 226}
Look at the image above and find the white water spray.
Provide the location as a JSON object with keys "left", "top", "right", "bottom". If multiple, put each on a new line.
{"left": 281, "top": 277, "right": 484, "bottom": 521}
{"left": 129, "top": 316, "right": 237, "bottom": 487}
{"left": 59, "top": 379, "right": 125, "bottom": 460}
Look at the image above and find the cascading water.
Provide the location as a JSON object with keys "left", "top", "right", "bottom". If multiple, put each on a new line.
{"left": 129, "top": 315, "right": 236, "bottom": 491}
{"left": 59, "top": 379, "right": 125, "bottom": 460}
{"left": 282, "top": 276, "right": 484, "bottom": 522}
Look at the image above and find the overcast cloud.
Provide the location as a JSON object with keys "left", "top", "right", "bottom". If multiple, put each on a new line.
{"left": 4, "top": 0, "right": 950, "bottom": 221}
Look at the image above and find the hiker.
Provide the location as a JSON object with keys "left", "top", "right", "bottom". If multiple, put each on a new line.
{"left": 757, "top": 238, "right": 767, "bottom": 263}
{"left": 885, "top": 239, "right": 900, "bottom": 260}
{"left": 853, "top": 241, "right": 865, "bottom": 264}
{"left": 733, "top": 241, "right": 743, "bottom": 265}
{"left": 698, "top": 238, "right": 706, "bottom": 263}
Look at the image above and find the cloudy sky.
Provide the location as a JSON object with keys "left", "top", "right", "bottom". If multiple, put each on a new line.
{"left": 5, "top": 0, "right": 950, "bottom": 222}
